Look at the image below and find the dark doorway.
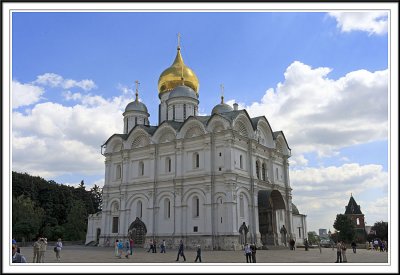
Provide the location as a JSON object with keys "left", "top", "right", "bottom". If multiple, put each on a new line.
{"left": 128, "top": 217, "right": 147, "bottom": 247}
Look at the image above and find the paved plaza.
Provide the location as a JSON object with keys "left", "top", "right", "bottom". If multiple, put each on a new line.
{"left": 18, "top": 245, "right": 388, "bottom": 264}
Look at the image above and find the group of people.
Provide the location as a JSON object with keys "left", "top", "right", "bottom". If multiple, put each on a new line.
{"left": 114, "top": 238, "right": 134, "bottom": 259}
{"left": 243, "top": 243, "right": 257, "bottom": 263}
{"left": 175, "top": 240, "right": 202, "bottom": 262}
{"left": 11, "top": 236, "right": 63, "bottom": 263}
{"left": 335, "top": 241, "right": 348, "bottom": 263}
{"left": 367, "top": 239, "right": 388, "bottom": 252}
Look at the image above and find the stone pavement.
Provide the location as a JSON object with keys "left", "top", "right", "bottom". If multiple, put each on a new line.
{"left": 18, "top": 245, "right": 388, "bottom": 264}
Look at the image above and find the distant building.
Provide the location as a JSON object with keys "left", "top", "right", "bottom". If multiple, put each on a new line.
{"left": 319, "top": 228, "right": 327, "bottom": 237}
{"left": 344, "top": 194, "right": 366, "bottom": 242}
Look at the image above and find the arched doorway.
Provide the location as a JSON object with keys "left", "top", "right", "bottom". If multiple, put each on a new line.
{"left": 258, "top": 190, "right": 286, "bottom": 246}
{"left": 128, "top": 217, "right": 147, "bottom": 247}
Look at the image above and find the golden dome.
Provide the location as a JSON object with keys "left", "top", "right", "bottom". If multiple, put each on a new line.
{"left": 158, "top": 47, "right": 199, "bottom": 97}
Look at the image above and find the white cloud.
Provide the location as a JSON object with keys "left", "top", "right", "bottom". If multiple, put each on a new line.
{"left": 290, "top": 163, "right": 388, "bottom": 232}
{"left": 34, "top": 73, "right": 97, "bottom": 91}
{"left": 12, "top": 81, "right": 132, "bottom": 178}
{"left": 12, "top": 80, "right": 44, "bottom": 108}
{"left": 244, "top": 61, "right": 388, "bottom": 160}
{"left": 328, "top": 12, "right": 388, "bottom": 35}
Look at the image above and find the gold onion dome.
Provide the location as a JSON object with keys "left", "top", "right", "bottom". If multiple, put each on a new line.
{"left": 158, "top": 46, "right": 199, "bottom": 97}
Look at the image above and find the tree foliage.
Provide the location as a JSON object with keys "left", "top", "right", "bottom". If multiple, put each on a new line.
{"left": 307, "top": 231, "right": 320, "bottom": 244}
{"left": 371, "top": 221, "right": 388, "bottom": 241}
{"left": 12, "top": 171, "right": 102, "bottom": 241}
{"left": 333, "top": 214, "right": 356, "bottom": 242}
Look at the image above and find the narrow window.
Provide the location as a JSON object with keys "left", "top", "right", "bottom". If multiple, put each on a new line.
{"left": 173, "top": 105, "right": 175, "bottom": 120}
{"left": 135, "top": 117, "right": 137, "bottom": 125}
{"left": 221, "top": 217, "right": 223, "bottom": 223}
{"left": 356, "top": 218, "right": 360, "bottom": 225}
{"left": 137, "top": 201, "right": 143, "bottom": 218}
{"left": 256, "top": 161, "right": 260, "bottom": 179}
{"left": 240, "top": 196, "right": 244, "bottom": 218}
{"left": 298, "top": 227, "right": 301, "bottom": 238}
{"left": 218, "top": 167, "right": 222, "bottom": 171}
{"left": 262, "top": 163, "right": 266, "bottom": 181}
{"left": 276, "top": 167, "right": 279, "bottom": 180}
{"left": 116, "top": 164, "right": 122, "bottom": 180}
{"left": 240, "top": 155, "right": 243, "bottom": 169}
{"left": 183, "top": 104, "right": 186, "bottom": 120}
{"left": 112, "top": 217, "right": 119, "bottom": 233}
{"left": 139, "top": 161, "right": 144, "bottom": 176}
{"left": 126, "top": 120, "right": 128, "bottom": 133}
{"left": 164, "top": 199, "right": 171, "bottom": 219}
{"left": 194, "top": 226, "right": 198, "bottom": 232}
{"left": 193, "top": 196, "right": 200, "bottom": 217}
{"left": 166, "top": 157, "right": 171, "bottom": 173}
{"left": 193, "top": 152, "right": 200, "bottom": 168}
{"left": 219, "top": 152, "right": 222, "bottom": 157}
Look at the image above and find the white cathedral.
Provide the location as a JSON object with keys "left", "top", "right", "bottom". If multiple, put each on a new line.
{"left": 86, "top": 42, "right": 307, "bottom": 250}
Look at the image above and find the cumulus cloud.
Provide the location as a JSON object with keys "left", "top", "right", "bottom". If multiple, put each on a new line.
{"left": 290, "top": 163, "right": 388, "bottom": 232}
{"left": 34, "top": 73, "right": 97, "bottom": 91}
{"left": 12, "top": 80, "right": 44, "bottom": 108}
{"left": 328, "top": 12, "right": 388, "bottom": 35}
{"left": 243, "top": 61, "right": 388, "bottom": 160}
{"left": 12, "top": 79, "right": 132, "bottom": 178}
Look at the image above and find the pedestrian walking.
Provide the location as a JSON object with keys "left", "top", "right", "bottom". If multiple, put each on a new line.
{"left": 244, "top": 243, "right": 252, "bottom": 263}
{"left": 351, "top": 241, "right": 357, "bottom": 253}
{"left": 335, "top": 241, "right": 342, "bottom": 263}
{"left": 124, "top": 239, "right": 130, "bottom": 258}
{"left": 152, "top": 239, "right": 157, "bottom": 253}
{"left": 129, "top": 238, "right": 134, "bottom": 255}
{"left": 32, "top": 237, "right": 41, "bottom": 263}
{"left": 194, "top": 245, "right": 202, "bottom": 262}
{"left": 160, "top": 239, "right": 166, "bottom": 253}
{"left": 55, "top": 238, "right": 63, "bottom": 261}
{"left": 176, "top": 240, "right": 186, "bottom": 262}
{"left": 251, "top": 244, "right": 257, "bottom": 263}
{"left": 114, "top": 239, "right": 119, "bottom": 257}
{"left": 304, "top": 239, "right": 309, "bottom": 251}
{"left": 117, "top": 239, "right": 123, "bottom": 258}
{"left": 147, "top": 239, "right": 153, "bottom": 253}
{"left": 341, "top": 241, "right": 347, "bottom": 262}
{"left": 38, "top": 237, "right": 47, "bottom": 263}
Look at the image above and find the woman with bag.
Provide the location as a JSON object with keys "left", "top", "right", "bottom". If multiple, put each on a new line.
{"left": 55, "top": 238, "right": 63, "bottom": 261}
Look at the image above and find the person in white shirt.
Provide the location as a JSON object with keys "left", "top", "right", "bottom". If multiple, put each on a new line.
{"left": 55, "top": 238, "right": 63, "bottom": 261}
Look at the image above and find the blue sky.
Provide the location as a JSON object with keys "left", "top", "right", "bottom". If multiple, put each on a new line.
{"left": 9, "top": 9, "right": 392, "bottom": 234}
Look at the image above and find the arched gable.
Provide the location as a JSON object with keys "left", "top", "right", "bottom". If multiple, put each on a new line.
{"left": 206, "top": 114, "right": 230, "bottom": 133}
{"left": 178, "top": 117, "right": 207, "bottom": 139}
{"left": 126, "top": 127, "right": 151, "bottom": 149}
{"left": 233, "top": 113, "right": 253, "bottom": 138}
{"left": 214, "top": 192, "right": 227, "bottom": 203}
{"left": 152, "top": 123, "right": 177, "bottom": 144}
{"left": 105, "top": 136, "right": 124, "bottom": 154}
{"left": 256, "top": 118, "right": 275, "bottom": 148}
{"left": 155, "top": 191, "right": 175, "bottom": 206}
{"left": 108, "top": 199, "right": 120, "bottom": 213}
{"left": 274, "top": 132, "right": 291, "bottom": 156}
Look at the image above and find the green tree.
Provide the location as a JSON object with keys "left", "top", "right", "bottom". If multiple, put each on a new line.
{"left": 90, "top": 184, "right": 103, "bottom": 212}
{"left": 64, "top": 200, "right": 87, "bottom": 241}
{"left": 333, "top": 214, "right": 356, "bottom": 242}
{"left": 307, "top": 231, "right": 320, "bottom": 244}
{"left": 371, "top": 221, "right": 388, "bottom": 240}
{"left": 12, "top": 195, "right": 45, "bottom": 241}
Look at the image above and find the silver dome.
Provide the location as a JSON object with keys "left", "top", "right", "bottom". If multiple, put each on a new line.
{"left": 211, "top": 103, "right": 233, "bottom": 115}
{"left": 168, "top": 85, "right": 197, "bottom": 100}
{"left": 124, "top": 100, "right": 148, "bottom": 113}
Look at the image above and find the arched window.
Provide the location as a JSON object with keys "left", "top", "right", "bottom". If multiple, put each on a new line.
{"left": 276, "top": 167, "right": 279, "bottom": 180}
{"left": 164, "top": 198, "right": 171, "bottom": 219}
{"left": 139, "top": 161, "right": 144, "bottom": 176}
{"left": 193, "top": 196, "right": 200, "bottom": 217}
{"left": 256, "top": 161, "right": 260, "bottom": 179}
{"left": 173, "top": 105, "right": 176, "bottom": 120}
{"left": 137, "top": 201, "right": 143, "bottom": 218}
{"left": 262, "top": 163, "right": 266, "bottom": 181}
{"left": 239, "top": 195, "right": 244, "bottom": 218}
{"left": 193, "top": 152, "right": 199, "bottom": 169}
{"left": 183, "top": 104, "right": 187, "bottom": 120}
{"left": 116, "top": 164, "right": 122, "bottom": 180}
{"left": 239, "top": 155, "right": 243, "bottom": 169}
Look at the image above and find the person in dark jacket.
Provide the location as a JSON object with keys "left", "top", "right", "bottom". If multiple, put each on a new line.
{"left": 250, "top": 244, "right": 257, "bottom": 263}
{"left": 194, "top": 245, "right": 202, "bottom": 262}
{"left": 351, "top": 241, "right": 357, "bottom": 253}
{"left": 176, "top": 240, "right": 186, "bottom": 262}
